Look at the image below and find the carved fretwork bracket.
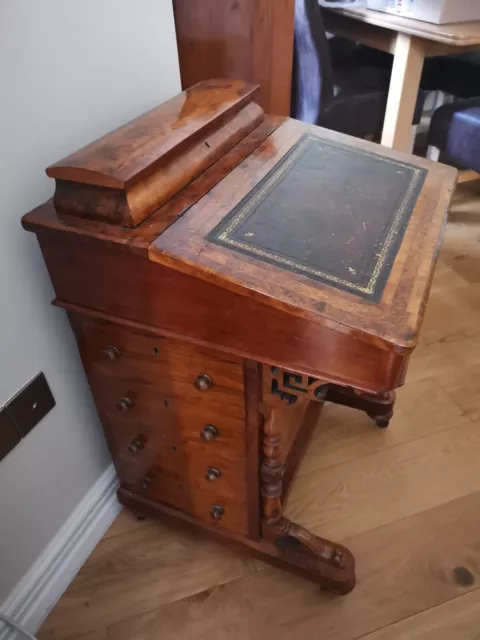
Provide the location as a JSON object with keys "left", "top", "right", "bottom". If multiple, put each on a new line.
{"left": 264, "top": 365, "right": 396, "bottom": 428}
{"left": 267, "top": 366, "right": 329, "bottom": 406}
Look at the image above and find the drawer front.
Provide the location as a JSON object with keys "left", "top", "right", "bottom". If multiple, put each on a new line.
{"left": 116, "top": 457, "right": 249, "bottom": 536}
{"left": 76, "top": 316, "right": 245, "bottom": 411}
{"left": 101, "top": 409, "right": 247, "bottom": 500}
{"left": 88, "top": 374, "right": 246, "bottom": 451}
{"left": 71, "top": 315, "right": 250, "bottom": 535}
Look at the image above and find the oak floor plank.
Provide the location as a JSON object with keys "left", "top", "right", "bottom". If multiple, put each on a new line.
{"left": 428, "top": 259, "right": 467, "bottom": 293}
{"left": 419, "top": 280, "right": 480, "bottom": 345}
{"left": 286, "top": 419, "right": 480, "bottom": 541}
{"left": 438, "top": 363, "right": 480, "bottom": 422}
{"left": 361, "top": 589, "right": 480, "bottom": 640}
{"left": 403, "top": 338, "right": 463, "bottom": 384}
{"left": 37, "top": 521, "right": 256, "bottom": 639}
{"left": 405, "top": 291, "right": 480, "bottom": 384}
{"left": 69, "top": 632, "right": 108, "bottom": 640}
{"left": 440, "top": 195, "right": 480, "bottom": 284}
{"left": 299, "top": 375, "right": 470, "bottom": 475}
{"left": 107, "top": 491, "right": 480, "bottom": 640}
{"left": 102, "top": 508, "right": 152, "bottom": 540}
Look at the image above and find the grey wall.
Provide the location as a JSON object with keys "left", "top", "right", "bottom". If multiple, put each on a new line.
{"left": 0, "top": 0, "right": 180, "bottom": 603}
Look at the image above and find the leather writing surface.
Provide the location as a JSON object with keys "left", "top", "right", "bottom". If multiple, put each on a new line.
{"left": 208, "top": 134, "right": 427, "bottom": 301}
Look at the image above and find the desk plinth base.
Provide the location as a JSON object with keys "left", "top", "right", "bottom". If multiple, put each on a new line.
{"left": 118, "top": 488, "right": 356, "bottom": 594}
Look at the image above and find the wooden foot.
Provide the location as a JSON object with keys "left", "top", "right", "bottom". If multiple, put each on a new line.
{"left": 327, "top": 385, "right": 395, "bottom": 428}
{"left": 119, "top": 487, "right": 355, "bottom": 593}
{"left": 262, "top": 517, "right": 356, "bottom": 594}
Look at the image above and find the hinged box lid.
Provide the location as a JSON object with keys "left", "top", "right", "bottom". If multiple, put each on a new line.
{"left": 46, "top": 79, "right": 264, "bottom": 228}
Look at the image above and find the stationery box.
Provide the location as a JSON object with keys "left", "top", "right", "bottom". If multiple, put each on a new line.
{"left": 366, "top": 0, "right": 480, "bottom": 24}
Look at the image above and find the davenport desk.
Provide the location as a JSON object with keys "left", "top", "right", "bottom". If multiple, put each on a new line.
{"left": 23, "top": 79, "right": 456, "bottom": 594}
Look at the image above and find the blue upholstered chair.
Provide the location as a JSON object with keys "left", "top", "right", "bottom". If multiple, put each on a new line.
{"left": 427, "top": 98, "right": 480, "bottom": 172}
{"left": 291, "top": 0, "right": 424, "bottom": 139}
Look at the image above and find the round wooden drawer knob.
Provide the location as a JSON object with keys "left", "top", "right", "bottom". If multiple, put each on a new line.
{"left": 200, "top": 425, "right": 219, "bottom": 442}
{"left": 128, "top": 437, "right": 145, "bottom": 454}
{"left": 116, "top": 397, "right": 133, "bottom": 412}
{"left": 194, "top": 373, "right": 213, "bottom": 392}
{"left": 206, "top": 467, "right": 222, "bottom": 482}
{"left": 103, "top": 345, "right": 120, "bottom": 361}
{"left": 140, "top": 477, "right": 151, "bottom": 490}
{"left": 210, "top": 505, "right": 225, "bottom": 521}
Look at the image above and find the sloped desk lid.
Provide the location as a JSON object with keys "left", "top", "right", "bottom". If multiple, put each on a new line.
{"left": 151, "top": 118, "right": 456, "bottom": 351}
{"left": 207, "top": 133, "right": 426, "bottom": 303}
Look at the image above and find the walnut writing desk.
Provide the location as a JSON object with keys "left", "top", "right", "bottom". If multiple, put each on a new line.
{"left": 23, "top": 79, "right": 456, "bottom": 594}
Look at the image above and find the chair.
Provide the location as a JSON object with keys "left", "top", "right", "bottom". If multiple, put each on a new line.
{"left": 422, "top": 53, "right": 480, "bottom": 100}
{"left": 427, "top": 98, "right": 480, "bottom": 172}
{"left": 291, "top": 0, "right": 424, "bottom": 139}
{"left": 341, "top": 41, "right": 480, "bottom": 104}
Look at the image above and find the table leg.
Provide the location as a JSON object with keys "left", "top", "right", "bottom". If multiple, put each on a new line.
{"left": 381, "top": 33, "right": 426, "bottom": 152}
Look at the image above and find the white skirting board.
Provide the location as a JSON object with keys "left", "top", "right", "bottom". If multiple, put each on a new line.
{"left": 0, "top": 463, "right": 121, "bottom": 639}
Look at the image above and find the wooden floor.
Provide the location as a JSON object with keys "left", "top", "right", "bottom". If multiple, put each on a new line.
{"left": 39, "top": 184, "right": 480, "bottom": 640}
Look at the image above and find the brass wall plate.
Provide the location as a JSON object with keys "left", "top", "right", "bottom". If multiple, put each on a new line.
{"left": 6, "top": 372, "right": 55, "bottom": 438}
{"left": 0, "top": 408, "right": 21, "bottom": 463}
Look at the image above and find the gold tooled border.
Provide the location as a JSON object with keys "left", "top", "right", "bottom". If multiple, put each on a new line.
{"left": 216, "top": 134, "right": 424, "bottom": 295}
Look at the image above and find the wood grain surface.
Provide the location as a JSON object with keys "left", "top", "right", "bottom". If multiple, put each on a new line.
{"left": 47, "top": 80, "right": 263, "bottom": 227}
{"left": 47, "top": 80, "right": 259, "bottom": 188}
{"left": 150, "top": 118, "right": 456, "bottom": 351}
{"left": 40, "top": 231, "right": 408, "bottom": 393}
{"left": 173, "top": 0, "right": 295, "bottom": 116}
{"left": 23, "top": 92, "right": 458, "bottom": 594}
{"left": 24, "top": 112, "right": 456, "bottom": 393}
{"left": 38, "top": 185, "right": 480, "bottom": 639}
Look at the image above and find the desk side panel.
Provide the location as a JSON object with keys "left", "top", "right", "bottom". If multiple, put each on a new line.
{"left": 35, "top": 230, "right": 407, "bottom": 393}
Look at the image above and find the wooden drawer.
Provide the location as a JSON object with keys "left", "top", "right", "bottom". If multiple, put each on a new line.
{"left": 71, "top": 314, "right": 251, "bottom": 535}
{"left": 88, "top": 374, "right": 248, "bottom": 498}
{"left": 90, "top": 375, "right": 249, "bottom": 502}
{"left": 88, "top": 374, "right": 246, "bottom": 449}
{"left": 102, "top": 412, "right": 247, "bottom": 501}
{"left": 116, "top": 457, "right": 249, "bottom": 536}
{"left": 75, "top": 316, "right": 245, "bottom": 411}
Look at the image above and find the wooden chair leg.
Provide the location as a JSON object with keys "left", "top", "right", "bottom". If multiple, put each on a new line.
{"left": 427, "top": 145, "right": 440, "bottom": 162}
